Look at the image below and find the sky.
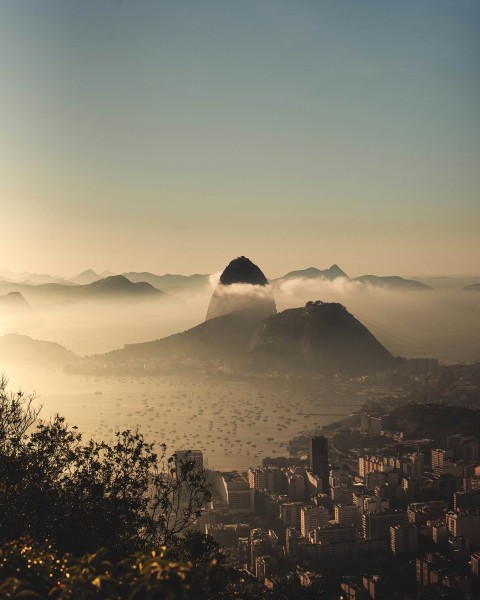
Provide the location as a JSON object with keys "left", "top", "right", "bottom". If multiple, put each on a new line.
{"left": 0, "top": 0, "right": 479, "bottom": 278}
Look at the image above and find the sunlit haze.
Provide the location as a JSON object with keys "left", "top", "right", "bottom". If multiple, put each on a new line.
{"left": 0, "top": 0, "right": 479, "bottom": 277}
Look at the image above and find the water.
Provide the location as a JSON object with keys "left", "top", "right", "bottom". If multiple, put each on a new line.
{"left": 2, "top": 363, "right": 350, "bottom": 470}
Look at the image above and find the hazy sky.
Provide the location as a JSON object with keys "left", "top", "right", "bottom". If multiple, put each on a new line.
{"left": 1, "top": 0, "right": 479, "bottom": 278}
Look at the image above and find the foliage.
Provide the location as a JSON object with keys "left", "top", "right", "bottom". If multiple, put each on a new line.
{"left": 0, "top": 377, "right": 211, "bottom": 554}
{"left": 0, "top": 539, "right": 228, "bottom": 599}
{"left": 389, "top": 403, "right": 480, "bottom": 445}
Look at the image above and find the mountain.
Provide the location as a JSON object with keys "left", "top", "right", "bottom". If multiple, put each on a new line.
{"left": 70, "top": 269, "right": 104, "bottom": 285}
{"left": 0, "top": 333, "right": 77, "bottom": 366}
{"left": 413, "top": 276, "right": 480, "bottom": 290}
{"left": 276, "top": 264, "right": 349, "bottom": 281}
{"left": 70, "top": 308, "right": 265, "bottom": 373}
{"left": 463, "top": 283, "right": 480, "bottom": 292}
{"left": 83, "top": 275, "right": 166, "bottom": 297}
{"left": 0, "top": 292, "right": 32, "bottom": 312}
{"left": 353, "top": 275, "right": 432, "bottom": 290}
{"left": 0, "top": 269, "right": 64, "bottom": 284}
{"left": 245, "top": 300, "right": 396, "bottom": 375}
{"left": 122, "top": 272, "right": 209, "bottom": 293}
{"left": 69, "top": 300, "right": 396, "bottom": 377}
{"left": 0, "top": 275, "right": 171, "bottom": 305}
{"left": 206, "top": 256, "right": 277, "bottom": 321}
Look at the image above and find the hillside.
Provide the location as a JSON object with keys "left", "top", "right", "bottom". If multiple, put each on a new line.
{"left": 69, "top": 300, "right": 397, "bottom": 376}
{"left": 245, "top": 301, "right": 396, "bottom": 375}
{"left": 0, "top": 292, "right": 32, "bottom": 312}
{"left": 389, "top": 404, "right": 480, "bottom": 445}
{"left": 0, "top": 334, "right": 77, "bottom": 366}
{"left": 70, "top": 309, "right": 264, "bottom": 373}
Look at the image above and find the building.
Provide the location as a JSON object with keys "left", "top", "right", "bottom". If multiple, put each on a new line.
{"left": 362, "top": 510, "right": 407, "bottom": 542}
{"left": 454, "top": 490, "right": 480, "bottom": 511}
{"left": 407, "top": 501, "right": 446, "bottom": 525}
{"left": 341, "top": 578, "right": 368, "bottom": 600}
{"left": 300, "top": 505, "right": 329, "bottom": 536}
{"left": 355, "top": 495, "right": 389, "bottom": 515}
{"left": 335, "top": 504, "right": 359, "bottom": 527}
{"left": 471, "top": 551, "right": 480, "bottom": 576}
{"left": 390, "top": 524, "right": 418, "bottom": 555}
{"left": 310, "top": 436, "right": 329, "bottom": 492}
{"left": 362, "top": 575, "right": 385, "bottom": 600}
{"left": 310, "top": 523, "right": 357, "bottom": 545}
{"left": 248, "top": 467, "right": 287, "bottom": 494}
{"left": 446, "top": 510, "right": 480, "bottom": 545}
{"left": 432, "top": 522, "right": 448, "bottom": 545}
{"left": 331, "top": 485, "right": 354, "bottom": 506}
{"left": 285, "top": 527, "right": 303, "bottom": 557}
{"left": 215, "top": 471, "right": 254, "bottom": 512}
{"left": 305, "top": 470, "right": 323, "bottom": 495}
{"left": 255, "top": 554, "right": 278, "bottom": 581}
{"left": 402, "top": 453, "right": 425, "bottom": 480}
{"left": 280, "top": 501, "right": 304, "bottom": 529}
{"left": 287, "top": 471, "right": 306, "bottom": 501}
{"left": 431, "top": 449, "right": 454, "bottom": 470}
{"left": 249, "top": 528, "right": 279, "bottom": 574}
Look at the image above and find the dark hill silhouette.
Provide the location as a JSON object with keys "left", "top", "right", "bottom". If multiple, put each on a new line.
{"left": 276, "top": 264, "right": 348, "bottom": 281}
{"left": 206, "top": 257, "right": 276, "bottom": 321}
{"left": 0, "top": 292, "right": 32, "bottom": 312}
{"left": 353, "top": 275, "right": 432, "bottom": 290}
{"left": 245, "top": 300, "right": 396, "bottom": 375}
{"left": 219, "top": 256, "right": 269, "bottom": 285}
{"left": 463, "top": 283, "right": 480, "bottom": 292}
{"left": 0, "top": 333, "right": 77, "bottom": 366}
{"left": 84, "top": 275, "right": 164, "bottom": 297}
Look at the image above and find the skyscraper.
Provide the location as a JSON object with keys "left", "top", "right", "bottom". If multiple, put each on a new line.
{"left": 310, "top": 436, "right": 329, "bottom": 493}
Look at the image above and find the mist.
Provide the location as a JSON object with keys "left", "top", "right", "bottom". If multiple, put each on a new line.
{"left": 0, "top": 275, "right": 478, "bottom": 363}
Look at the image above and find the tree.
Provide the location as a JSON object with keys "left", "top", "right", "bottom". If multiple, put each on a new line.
{"left": 0, "top": 377, "right": 211, "bottom": 555}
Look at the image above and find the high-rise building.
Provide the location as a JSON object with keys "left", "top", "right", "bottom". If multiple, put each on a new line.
{"left": 390, "top": 524, "right": 418, "bottom": 555}
{"left": 446, "top": 510, "right": 480, "bottom": 546}
{"left": 301, "top": 505, "right": 329, "bottom": 536}
{"left": 362, "top": 510, "right": 407, "bottom": 541}
{"left": 287, "top": 471, "right": 306, "bottom": 501}
{"left": 280, "top": 501, "right": 304, "bottom": 529}
{"left": 335, "top": 504, "right": 360, "bottom": 527}
{"left": 215, "top": 471, "right": 254, "bottom": 512}
{"left": 310, "top": 436, "right": 329, "bottom": 493}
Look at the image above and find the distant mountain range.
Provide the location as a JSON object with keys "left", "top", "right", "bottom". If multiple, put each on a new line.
{"left": 352, "top": 275, "right": 432, "bottom": 290}
{"left": 1, "top": 265, "right": 477, "bottom": 294}
{"left": 463, "top": 283, "right": 480, "bottom": 292}
{"left": 275, "top": 264, "right": 348, "bottom": 282}
{"left": 122, "top": 272, "right": 209, "bottom": 293}
{"left": 0, "top": 275, "right": 172, "bottom": 305}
